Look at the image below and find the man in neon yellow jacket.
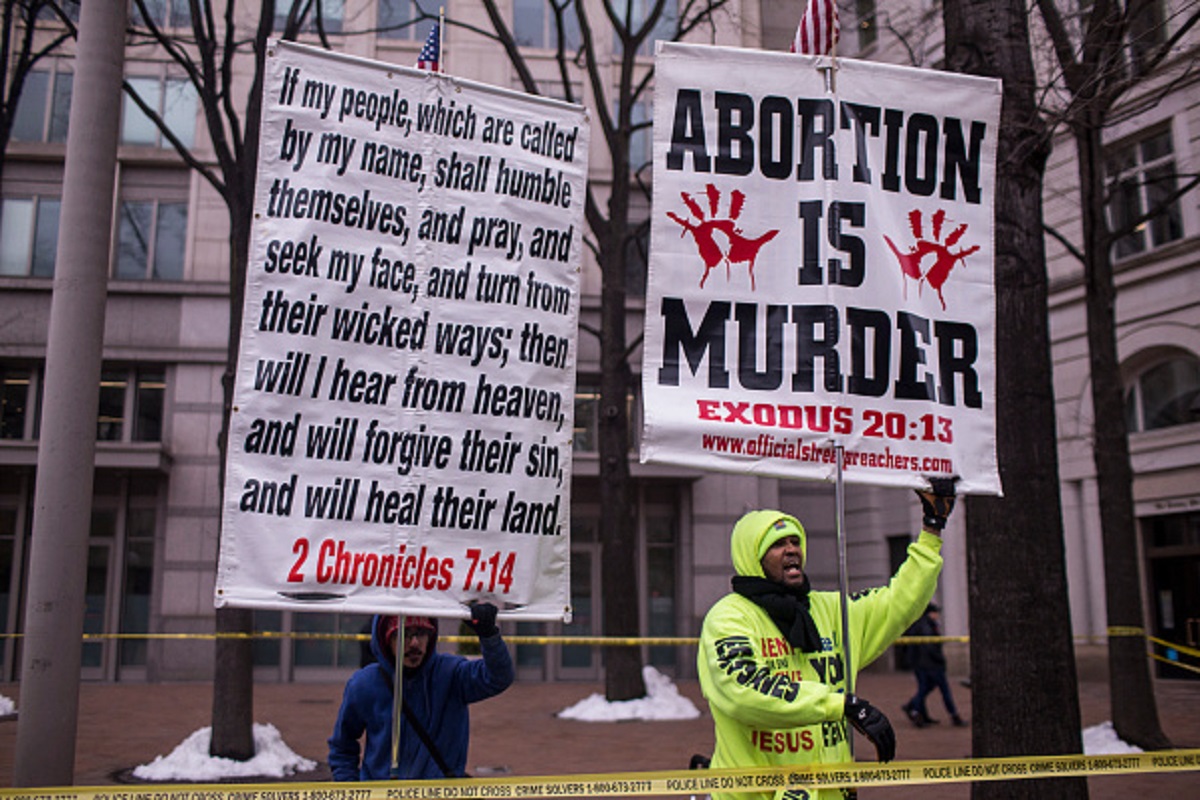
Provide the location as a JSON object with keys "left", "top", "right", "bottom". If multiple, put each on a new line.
{"left": 697, "top": 481, "right": 956, "bottom": 800}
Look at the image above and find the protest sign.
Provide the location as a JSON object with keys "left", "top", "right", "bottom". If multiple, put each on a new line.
{"left": 215, "top": 41, "right": 588, "bottom": 618}
{"left": 643, "top": 43, "right": 1002, "bottom": 495}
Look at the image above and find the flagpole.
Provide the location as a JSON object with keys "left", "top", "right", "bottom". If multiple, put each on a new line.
{"left": 438, "top": 6, "right": 445, "bottom": 73}
{"left": 828, "top": 9, "right": 838, "bottom": 93}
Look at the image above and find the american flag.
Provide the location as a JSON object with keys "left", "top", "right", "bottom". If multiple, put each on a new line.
{"left": 417, "top": 22, "right": 440, "bottom": 71}
{"left": 791, "top": 0, "right": 839, "bottom": 56}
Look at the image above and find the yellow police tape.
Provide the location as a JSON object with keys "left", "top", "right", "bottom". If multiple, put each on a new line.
{"left": 1106, "top": 626, "right": 1145, "bottom": 637}
{"left": 1150, "top": 652, "right": 1200, "bottom": 675}
{"left": 1, "top": 751, "right": 1198, "bottom": 800}
{"left": 1149, "top": 635, "right": 1200, "bottom": 660}
{"left": 0, "top": 631, "right": 1185, "bottom": 652}
{"left": 0, "top": 633, "right": 1135, "bottom": 647}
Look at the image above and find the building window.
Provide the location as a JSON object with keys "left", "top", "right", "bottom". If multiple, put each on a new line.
{"left": 856, "top": 0, "right": 878, "bottom": 50}
{"left": 514, "top": 0, "right": 581, "bottom": 50}
{"left": 122, "top": 76, "right": 197, "bottom": 148}
{"left": 294, "top": 613, "right": 372, "bottom": 668}
{"left": 613, "top": 0, "right": 675, "bottom": 56}
{"left": 37, "top": 0, "right": 78, "bottom": 22}
{"left": 624, "top": 221, "right": 649, "bottom": 298}
{"left": 275, "top": 0, "right": 344, "bottom": 34}
{"left": 377, "top": 0, "right": 435, "bottom": 40}
{"left": 1148, "top": 511, "right": 1200, "bottom": 549}
{"left": 252, "top": 611, "right": 372, "bottom": 671}
{"left": 624, "top": 100, "right": 652, "bottom": 176}
{"left": 0, "top": 505, "right": 15, "bottom": 672}
{"left": 0, "top": 197, "right": 60, "bottom": 277}
{"left": 98, "top": 366, "right": 166, "bottom": 442}
{"left": 645, "top": 511, "right": 678, "bottom": 667}
{"left": 1125, "top": 354, "right": 1200, "bottom": 432}
{"left": 0, "top": 363, "right": 163, "bottom": 443}
{"left": 252, "top": 609, "right": 283, "bottom": 667}
{"left": 1107, "top": 125, "right": 1183, "bottom": 258}
{"left": 133, "top": 0, "right": 193, "bottom": 28}
{"left": 525, "top": 78, "right": 583, "bottom": 103}
{"left": 134, "top": 369, "right": 166, "bottom": 441}
{"left": 119, "top": 478, "right": 159, "bottom": 668}
{"left": 1127, "top": 0, "right": 1166, "bottom": 76}
{"left": 573, "top": 383, "right": 637, "bottom": 453}
{"left": 115, "top": 200, "right": 187, "bottom": 280}
{"left": 573, "top": 388, "right": 600, "bottom": 452}
{"left": 10, "top": 66, "right": 72, "bottom": 143}
{"left": 0, "top": 367, "right": 36, "bottom": 440}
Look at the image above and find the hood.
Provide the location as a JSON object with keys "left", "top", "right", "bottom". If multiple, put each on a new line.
{"left": 730, "top": 510, "right": 807, "bottom": 577}
{"left": 369, "top": 614, "right": 439, "bottom": 675}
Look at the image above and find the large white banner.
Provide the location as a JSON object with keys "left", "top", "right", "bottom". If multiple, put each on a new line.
{"left": 643, "top": 43, "right": 1002, "bottom": 495}
{"left": 216, "top": 42, "right": 588, "bottom": 618}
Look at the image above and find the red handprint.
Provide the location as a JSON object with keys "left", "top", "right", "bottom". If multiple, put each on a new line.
{"left": 667, "top": 184, "right": 779, "bottom": 290}
{"left": 883, "top": 209, "right": 980, "bottom": 310}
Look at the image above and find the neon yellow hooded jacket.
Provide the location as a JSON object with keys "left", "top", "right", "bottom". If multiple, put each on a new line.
{"left": 697, "top": 510, "right": 943, "bottom": 800}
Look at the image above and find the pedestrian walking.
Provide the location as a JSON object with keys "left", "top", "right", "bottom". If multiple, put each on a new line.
{"left": 901, "top": 603, "right": 967, "bottom": 727}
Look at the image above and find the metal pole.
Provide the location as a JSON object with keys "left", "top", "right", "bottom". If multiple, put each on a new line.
{"left": 13, "top": 1, "right": 127, "bottom": 787}
{"left": 390, "top": 616, "right": 406, "bottom": 777}
{"left": 438, "top": 6, "right": 445, "bottom": 73}
{"left": 834, "top": 445, "right": 855, "bottom": 758}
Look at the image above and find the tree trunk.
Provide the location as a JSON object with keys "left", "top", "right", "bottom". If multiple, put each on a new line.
{"left": 210, "top": 607, "right": 254, "bottom": 759}
{"left": 210, "top": 182, "right": 256, "bottom": 760}
{"left": 598, "top": 200, "right": 646, "bottom": 700}
{"left": 1074, "top": 122, "right": 1170, "bottom": 750}
{"left": 943, "top": 1, "right": 1087, "bottom": 798}
{"left": 599, "top": 351, "right": 644, "bottom": 700}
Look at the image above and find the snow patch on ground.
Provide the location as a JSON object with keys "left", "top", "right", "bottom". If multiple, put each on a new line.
{"left": 556, "top": 666, "right": 701, "bottom": 722}
{"left": 131, "top": 723, "right": 316, "bottom": 781}
{"left": 1082, "top": 721, "right": 1143, "bottom": 755}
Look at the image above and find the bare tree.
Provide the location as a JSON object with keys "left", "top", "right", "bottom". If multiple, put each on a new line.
{"left": 125, "top": 0, "right": 333, "bottom": 760}
{"left": 124, "top": 0, "right": 722, "bottom": 749}
{"left": 0, "top": 0, "right": 75, "bottom": 183}
{"left": 1034, "top": 0, "right": 1200, "bottom": 750}
{"left": 942, "top": 0, "right": 1088, "bottom": 797}
{"left": 470, "top": 0, "right": 731, "bottom": 701}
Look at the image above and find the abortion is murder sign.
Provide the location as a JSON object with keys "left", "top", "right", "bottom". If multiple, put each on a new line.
{"left": 215, "top": 42, "right": 588, "bottom": 619}
{"left": 642, "top": 43, "right": 1003, "bottom": 496}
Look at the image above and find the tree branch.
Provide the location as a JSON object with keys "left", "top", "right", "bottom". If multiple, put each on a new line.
{"left": 1043, "top": 222, "right": 1085, "bottom": 264}
{"left": 478, "top": 0, "right": 541, "bottom": 94}
{"left": 1105, "top": 172, "right": 1200, "bottom": 244}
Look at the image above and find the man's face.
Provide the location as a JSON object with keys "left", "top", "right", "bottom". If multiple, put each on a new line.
{"left": 761, "top": 535, "right": 805, "bottom": 589}
{"left": 396, "top": 628, "right": 432, "bottom": 668}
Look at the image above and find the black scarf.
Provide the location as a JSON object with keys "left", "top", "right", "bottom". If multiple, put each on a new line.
{"left": 731, "top": 575, "right": 823, "bottom": 653}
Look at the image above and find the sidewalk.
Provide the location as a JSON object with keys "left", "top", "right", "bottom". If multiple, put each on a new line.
{"left": 0, "top": 671, "right": 1196, "bottom": 797}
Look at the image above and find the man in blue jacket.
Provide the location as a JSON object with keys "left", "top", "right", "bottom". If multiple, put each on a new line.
{"left": 328, "top": 605, "right": 514, "bottom": 780}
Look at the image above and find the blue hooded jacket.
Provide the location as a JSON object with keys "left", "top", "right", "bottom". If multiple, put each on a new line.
{"left": 327, "top": 614, "right": 514, "bottom": 780}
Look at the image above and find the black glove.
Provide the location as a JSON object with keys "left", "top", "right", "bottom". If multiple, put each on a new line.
{"left": 916, "top": 476, "right": 958, "bottom": 531}
{"left": 844, "top": 694, "right": 896, "bottom": 762}
{"left": 466, "top": 602, "right": 499, "bottom": 638}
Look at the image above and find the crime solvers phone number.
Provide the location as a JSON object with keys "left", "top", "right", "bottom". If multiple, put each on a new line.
{"left": 289, "top": 540, "right": 516, "bottom": 593}
{"left": 697, "top": 399, "right": 954, "bottom": 443}
{"left": 38, "top": 792, "right": 372, "bottom": 800}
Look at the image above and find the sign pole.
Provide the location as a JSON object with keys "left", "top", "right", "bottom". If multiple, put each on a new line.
{"left": 834, "top": 444, "right": 855, "bottom": 757}
{"left": 826, "top": 52, "right": 852, "bottom": 754}
{"left": 390, "top": 616, "right": 406, "bottom": 778}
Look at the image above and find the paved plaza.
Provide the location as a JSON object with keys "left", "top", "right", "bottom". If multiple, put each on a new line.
{"left": 0, "top": 667, "right": 1196, "bottom": 798}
